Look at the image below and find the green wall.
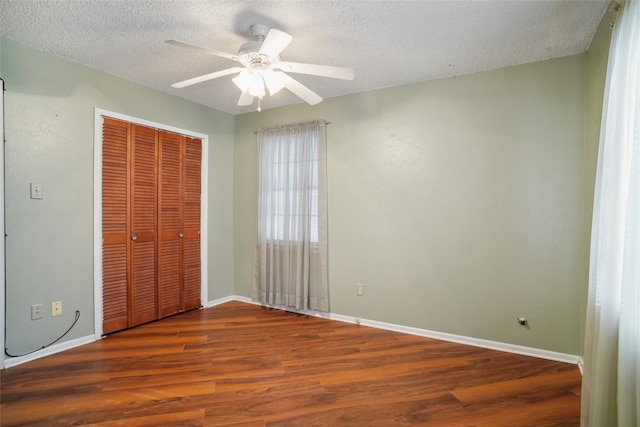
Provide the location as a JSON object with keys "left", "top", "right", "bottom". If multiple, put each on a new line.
{"left": 1, "top": 8, "right": 612, "bottom": 362}
{"left": 1, "top": 38, "right": 236, "bottom": 357}
{"left": 235, "top": 54, "right": 591, "bottom": 355}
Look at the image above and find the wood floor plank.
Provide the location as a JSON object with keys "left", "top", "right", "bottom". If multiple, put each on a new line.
{"left": 450, "top": 369, "right": 581, "bottom": 404}
{"left": 85, "top": 409, "right": 206, "bottom": 427}
{"left": 0, "top": 301, "right": 581, "bottom": 426}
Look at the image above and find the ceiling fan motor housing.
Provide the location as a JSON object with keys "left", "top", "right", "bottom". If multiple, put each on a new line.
{"left": 238, "top": 41, "right": 277, "bottom": 70}
{"left": 249, "top": 24, "right": 270, "bottom": 40}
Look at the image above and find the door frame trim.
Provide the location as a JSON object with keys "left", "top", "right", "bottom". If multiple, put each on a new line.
{"left": 1, "top": 78, "right": 5, "bottom": 369}
{"left": 93, "top": 108, "right": 209, "bottom": 339}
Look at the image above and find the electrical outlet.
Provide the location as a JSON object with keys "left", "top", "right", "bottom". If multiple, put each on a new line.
{"left": 31, "top": 304, "right": 43, "bottom": 320}
{"left": 356, "top": 283, "right": 364, "bottom": 296}
{"left": 52, "top": 301, "right": 62, "bottom": 317}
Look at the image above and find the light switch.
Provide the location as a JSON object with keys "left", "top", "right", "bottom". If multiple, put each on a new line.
{"left": 30, "top": 183, "right": 43, "bottom": 199}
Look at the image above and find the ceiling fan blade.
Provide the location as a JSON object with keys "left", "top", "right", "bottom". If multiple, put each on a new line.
{"left": 237, "top": 91, "right": 255, "bottom": 106}
{"left": 172, "top": 67, "right": 243, "bottom": 89}
{"left": 278, "top": 72, "right": 323, "bottom": 105}
{"left": 258, "top": 29, "right": 293, "bottom": 58}
{"left": 277, "top": 61, "right": 355, "bottom": 80}
{"left": 165, "top": 40, "right": 238, "bottom": 62}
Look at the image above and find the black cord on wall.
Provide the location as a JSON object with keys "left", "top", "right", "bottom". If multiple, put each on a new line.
{"left": 5, "top": 310, "right": 81, "bottom": 358}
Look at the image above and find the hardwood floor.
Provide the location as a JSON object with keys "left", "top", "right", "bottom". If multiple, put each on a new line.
{"left": 0, "top": 301, "right": 581, "bottom": 426}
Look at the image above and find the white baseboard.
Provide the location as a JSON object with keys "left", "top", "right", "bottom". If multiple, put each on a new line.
{"left": 210, "top": 296, "right": 581, "bottom": 366}
{"left": 206, "top": 295, "right": 238, "bottom": 307}
{"left": 4, "top": 297, "right": 580, "bottom": 369}
{"left": 4, "top": 335, "right": 97, "bottom": 369}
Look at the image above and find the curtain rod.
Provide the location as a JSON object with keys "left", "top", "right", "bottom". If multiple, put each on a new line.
{"left": 253, "top": 120, "right": 331, "bottom": 134}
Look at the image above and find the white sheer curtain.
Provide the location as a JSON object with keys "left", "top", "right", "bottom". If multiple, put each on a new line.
{"left": 253, "top": 120, "right": 329, "bottom": 312}
{"left": 581, "top": 1, "right": 640, "bottom": 425}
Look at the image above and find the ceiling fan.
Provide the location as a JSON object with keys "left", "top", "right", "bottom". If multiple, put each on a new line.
{"left": 166, "top": 24, "right": 354, "bottom": 111}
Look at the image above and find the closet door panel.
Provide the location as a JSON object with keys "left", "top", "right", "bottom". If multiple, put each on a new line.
{"left": 132, "top": 241, "right": 156, "bottom": 324}
{"left": 102, "top": 118, "right": 130, "bottom": 334}
{"left": 103, "top": 242, "right": 128, "bottom": 333}
{"left": 183, "top": 137, "right": 202, "bottom": 310}
{"left": 129, "top": 124, "right": 158, "bottom": 326}
{"left": 183, "top": 235, "right": 201, "bottom": 308}
{"left": 159, "top": 239, "right": 180, "bottom": 316}
{"left": 158, "top": 131, "right": 182, "bottom": 317}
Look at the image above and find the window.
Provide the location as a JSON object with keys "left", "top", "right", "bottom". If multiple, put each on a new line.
{"left": 253, "top": 120, "right": 329, "bottom": 312}
{"left": 267, "top": 133, "right": 320, "bottom": 242}
{"left": 257, "top": 121, "right": 325, "bottom": 244}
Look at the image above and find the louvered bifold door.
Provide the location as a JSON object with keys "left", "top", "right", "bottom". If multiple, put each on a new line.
{"left": 129, "top": 124, "right": 158, "bottom": 327}
{"left": 183, "top": 137, "right": 202, "bottom": 310}
{"left": 158, "top": 132, "right": 202, "bottom": 314}
{"left": 158, "top": 131, "right": 182, "bottom": 317}
{"left": 102, "top": 118, "right": 130, "bottom": 334}
{"left": 103, "top": 119, "right": 200, "bottom": 334}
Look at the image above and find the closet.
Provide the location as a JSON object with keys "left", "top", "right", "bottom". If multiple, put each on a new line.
{"left": 102, "top": 117, "right": 202, "bottom": 335}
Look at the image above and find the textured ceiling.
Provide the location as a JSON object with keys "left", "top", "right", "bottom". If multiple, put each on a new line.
{"left": 0, "top": 0, "right": 609, "bottom": 115}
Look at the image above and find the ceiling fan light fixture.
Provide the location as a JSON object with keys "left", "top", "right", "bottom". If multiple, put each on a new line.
{"left": 232, "top": 69, "right": 265, "bottom": 98}
{"left": 263, "top": 69, "right": 286, "bottom": 96}
{"left": 249, "top": 81, "right": 266, "bottom": 98}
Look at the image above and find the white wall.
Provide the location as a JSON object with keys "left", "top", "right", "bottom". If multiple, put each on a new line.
{"left": 235, "top": 54, "right": 587, "bottom": 355}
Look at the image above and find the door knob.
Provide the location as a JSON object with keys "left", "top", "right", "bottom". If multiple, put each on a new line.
{"left": 179, "top": 232, "right": 184, "bottom": 238}
{"left": 131, "top": 234, "right": 137, "bottom": 241}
